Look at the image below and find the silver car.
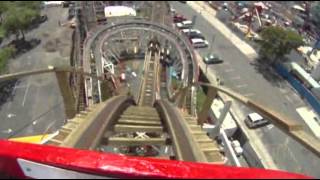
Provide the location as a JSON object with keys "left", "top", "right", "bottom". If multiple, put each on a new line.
{"left": 245, "top": 113, "right": 269, "bottom": 129}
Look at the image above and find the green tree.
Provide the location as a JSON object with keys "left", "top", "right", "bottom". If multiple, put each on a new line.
{"left": 0, "top": 2, "right": 8, "bottom": 16}
{"left": 14, "top": 1, "right": 41, "bottom": 15}
{"left": 0, "top": 26, "right": 5, "bottom": 39}
{"left": 0, "top": 46, "right": 16, "bottom": 72}
{"left": 2, "top": 5, "right": 38, "bottom": 40}
{"left": 257, "top": 26, "right": 304, "bottom": 64}
{"left": 0, "top": 2, "right": 9, "bottom": 24}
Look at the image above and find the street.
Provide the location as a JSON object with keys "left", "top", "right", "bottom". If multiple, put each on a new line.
{"left": 170, "top": 1, "right": 320, "bottom": 177}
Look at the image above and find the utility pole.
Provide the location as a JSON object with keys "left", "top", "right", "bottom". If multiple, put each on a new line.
{"left": 211, "top": 35, "right": 216, "bottom": 51}
{"left": 192, "top": 15, "right": 197, "bottom": 28}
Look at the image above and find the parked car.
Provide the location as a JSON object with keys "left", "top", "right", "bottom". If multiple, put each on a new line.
{"left": 231, "top": 140, "right": 243, "bottom": 156}
{"left": 131, "top": 72, "right": 137, "bottom": 77}
{"left": 68, "top": 7, "right": 76, "bottom": 19}
{"left": 62, "top": 1, "right": 72, "bottom": 8}
{"left": 173, "top": 14, "right": 187, "bottom": 23}
{"left": 203, "top": 53, "right": 223, "bottom": 64}
{"left": 120, "top": 73, "right": 126, "bottom": 82}
{"left": 175, "top": 20, "right": 193, "bottom": 29}
{"left": 190, "top": 38, "right": 209, "bottom": 48}
{"left": 182, "top": 29, "right": 205, "bottom": 39}
{"left": 170, "top": 8, "right": 176, "bottom": 14}
{"left": 245, "top": 113, "right": 269, "bottom": 129}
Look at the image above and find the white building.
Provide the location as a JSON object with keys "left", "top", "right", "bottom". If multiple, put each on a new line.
{"left": 104, "top": 6, "right": 136, "bottom": 18}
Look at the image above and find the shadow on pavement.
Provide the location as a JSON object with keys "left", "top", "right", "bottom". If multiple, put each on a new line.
{"left": 27, "top": 15, "right": 48, "bottom": 31}
{"left": 0, "top": 79, "right": 19, "bottom": 109}
{"left": 251, "top": 57, "right": 285, "bottom": 88}
{"left": 9, "top": 38, "right": 41, "bottom": 58}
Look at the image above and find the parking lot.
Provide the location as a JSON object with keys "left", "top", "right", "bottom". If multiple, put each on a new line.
{"left": 0, "top": 5, "right": 73, "bottom": 138}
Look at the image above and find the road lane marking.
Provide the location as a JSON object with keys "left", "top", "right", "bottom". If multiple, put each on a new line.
{"left": 280, "top": 88, "right": 288, "bottom": 94}
{"left": 14, "top": 85, "right": 27, "bottom": 89}
{"left": 235, "top": 84, "right": 248, "bottom": 88}
{"left": 12, "top": 81, "right": 19, "bottom": 92}
{"left": 243, "top": 93, "right": 255, "bottom": 97}
{"left": 285, "top": 95, "right": 294, "bottom": 104}
{"left": 230, "top": 76, "right": 241, "bottom": 80}
{"left": 1, "top": 129, "right": 12, "bottom": 134}
{"left": 22, "top": 81, "right": 30, "bottom": 107}
{"left": 7, "top": 113, "right": 16, "bottom": 118}
{"left": 225, "top": 69, "right": 235, "bottom": 73}
{"left": 266, "top": 124, "right": 274, "bottom": 130}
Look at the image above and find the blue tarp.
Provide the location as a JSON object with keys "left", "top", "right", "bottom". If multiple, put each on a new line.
{"left": 274, "top": 63, "right": 320, "bottom": 115}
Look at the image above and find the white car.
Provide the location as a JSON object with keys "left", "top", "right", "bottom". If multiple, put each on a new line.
{"left": 231, "top": 140, "right": 243, "bottom": 156}
{"left": 190, "top": 38, "right": 209, "bottom": 48}
{"left": 182, "top": 29, "right": 205, "bottom": 39}
{"left": 182, "top": 28, "right": 201, "bottom": 34}
{"left": 244, "top": 112, "right": 269, "bottom": 129}
{"left": 175, "top": 20, "right": 193, "bottom": 29}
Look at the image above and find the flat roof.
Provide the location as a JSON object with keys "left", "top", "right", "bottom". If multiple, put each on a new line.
{"left": 104, "top": 6, "right": 136, "bottom": 17}
{"left": 182, "top": 20, "right": 192, "bottom": 24}
{"left": 182, "top": 29, "right": 201, "bottom": 33}
{"left": 292, "top": 5, "right": 305, "bottom": 12}
{"left": 191, "top": 38, "right": 206, "bottom": 43}
{"left": 290, "top": 62, "right": 320, "bottom": 89}
{"left": 248, "top": 113, "right": 263, "bottom": 122}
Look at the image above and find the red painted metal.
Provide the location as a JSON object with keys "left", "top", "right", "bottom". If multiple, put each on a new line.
{"left": 0, "top": 140, "right": 312, "bottom": 179}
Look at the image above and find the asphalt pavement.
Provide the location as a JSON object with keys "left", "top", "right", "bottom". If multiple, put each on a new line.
{"left": 0, "top": 6, "right": 72, "bottom": 138}
{"left": 170, "top": 1, "right": 320, "bottom": 177}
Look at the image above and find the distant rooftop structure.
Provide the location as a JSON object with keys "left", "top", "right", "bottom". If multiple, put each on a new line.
{"left": 292, "top": 4, "right": 306, "bottom": 12}
{"left": 104, "top": 6, "right": 136, "bottom": 18}
{"left": 43, "top": 1, "right": 63, "bottom": 6}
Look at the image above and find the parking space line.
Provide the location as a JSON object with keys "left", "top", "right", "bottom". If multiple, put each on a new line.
{"left": 230, "top": 76, "right": 241, "bottom": 80}
{"left": 243, "top": 93, "right": 255, "bottom": 97}
{"left": 285, "top": 95, "right": 294, "bottom": 104}
{"left": 22, "top": 81, "right": 30, "bottom": 107}
{"left": 266, "top": 124, "right": 274, "bottom": 130}
{"left": 15, "top": 85, "right": 27, "bottom": 89}
{"left": 235, "top": 84, "right": 248, "bottom": 88}
{"left": 225, "top": 68, "right": 235, "bottom": 73}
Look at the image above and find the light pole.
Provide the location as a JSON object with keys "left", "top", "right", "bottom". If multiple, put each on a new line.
{"left": 211, "top": 35, "right": 215, "bottom": 51}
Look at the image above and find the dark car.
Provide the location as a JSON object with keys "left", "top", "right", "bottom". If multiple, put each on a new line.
{"left": 28, "top": 15, "right": 48, "bottom": 29}
{"left": 68, "top": 8, "right": 76, "bottom": 19}
{"left": 62, "top": 1, "right": 71, "bottom": 8}
{"left": 38, "top": 15, "right": 48, "bottom": 23}
{"left": 188, "top": 34, "right": 205, "bottom": 40}
{"left": 173, "top": 14, "right": 187, "bottom": 23}
{"left": 203, "top": 53, "right": 223, "bottom": 64}
{"left": 30, "top": 15, "right": 48, "bottom": 25}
